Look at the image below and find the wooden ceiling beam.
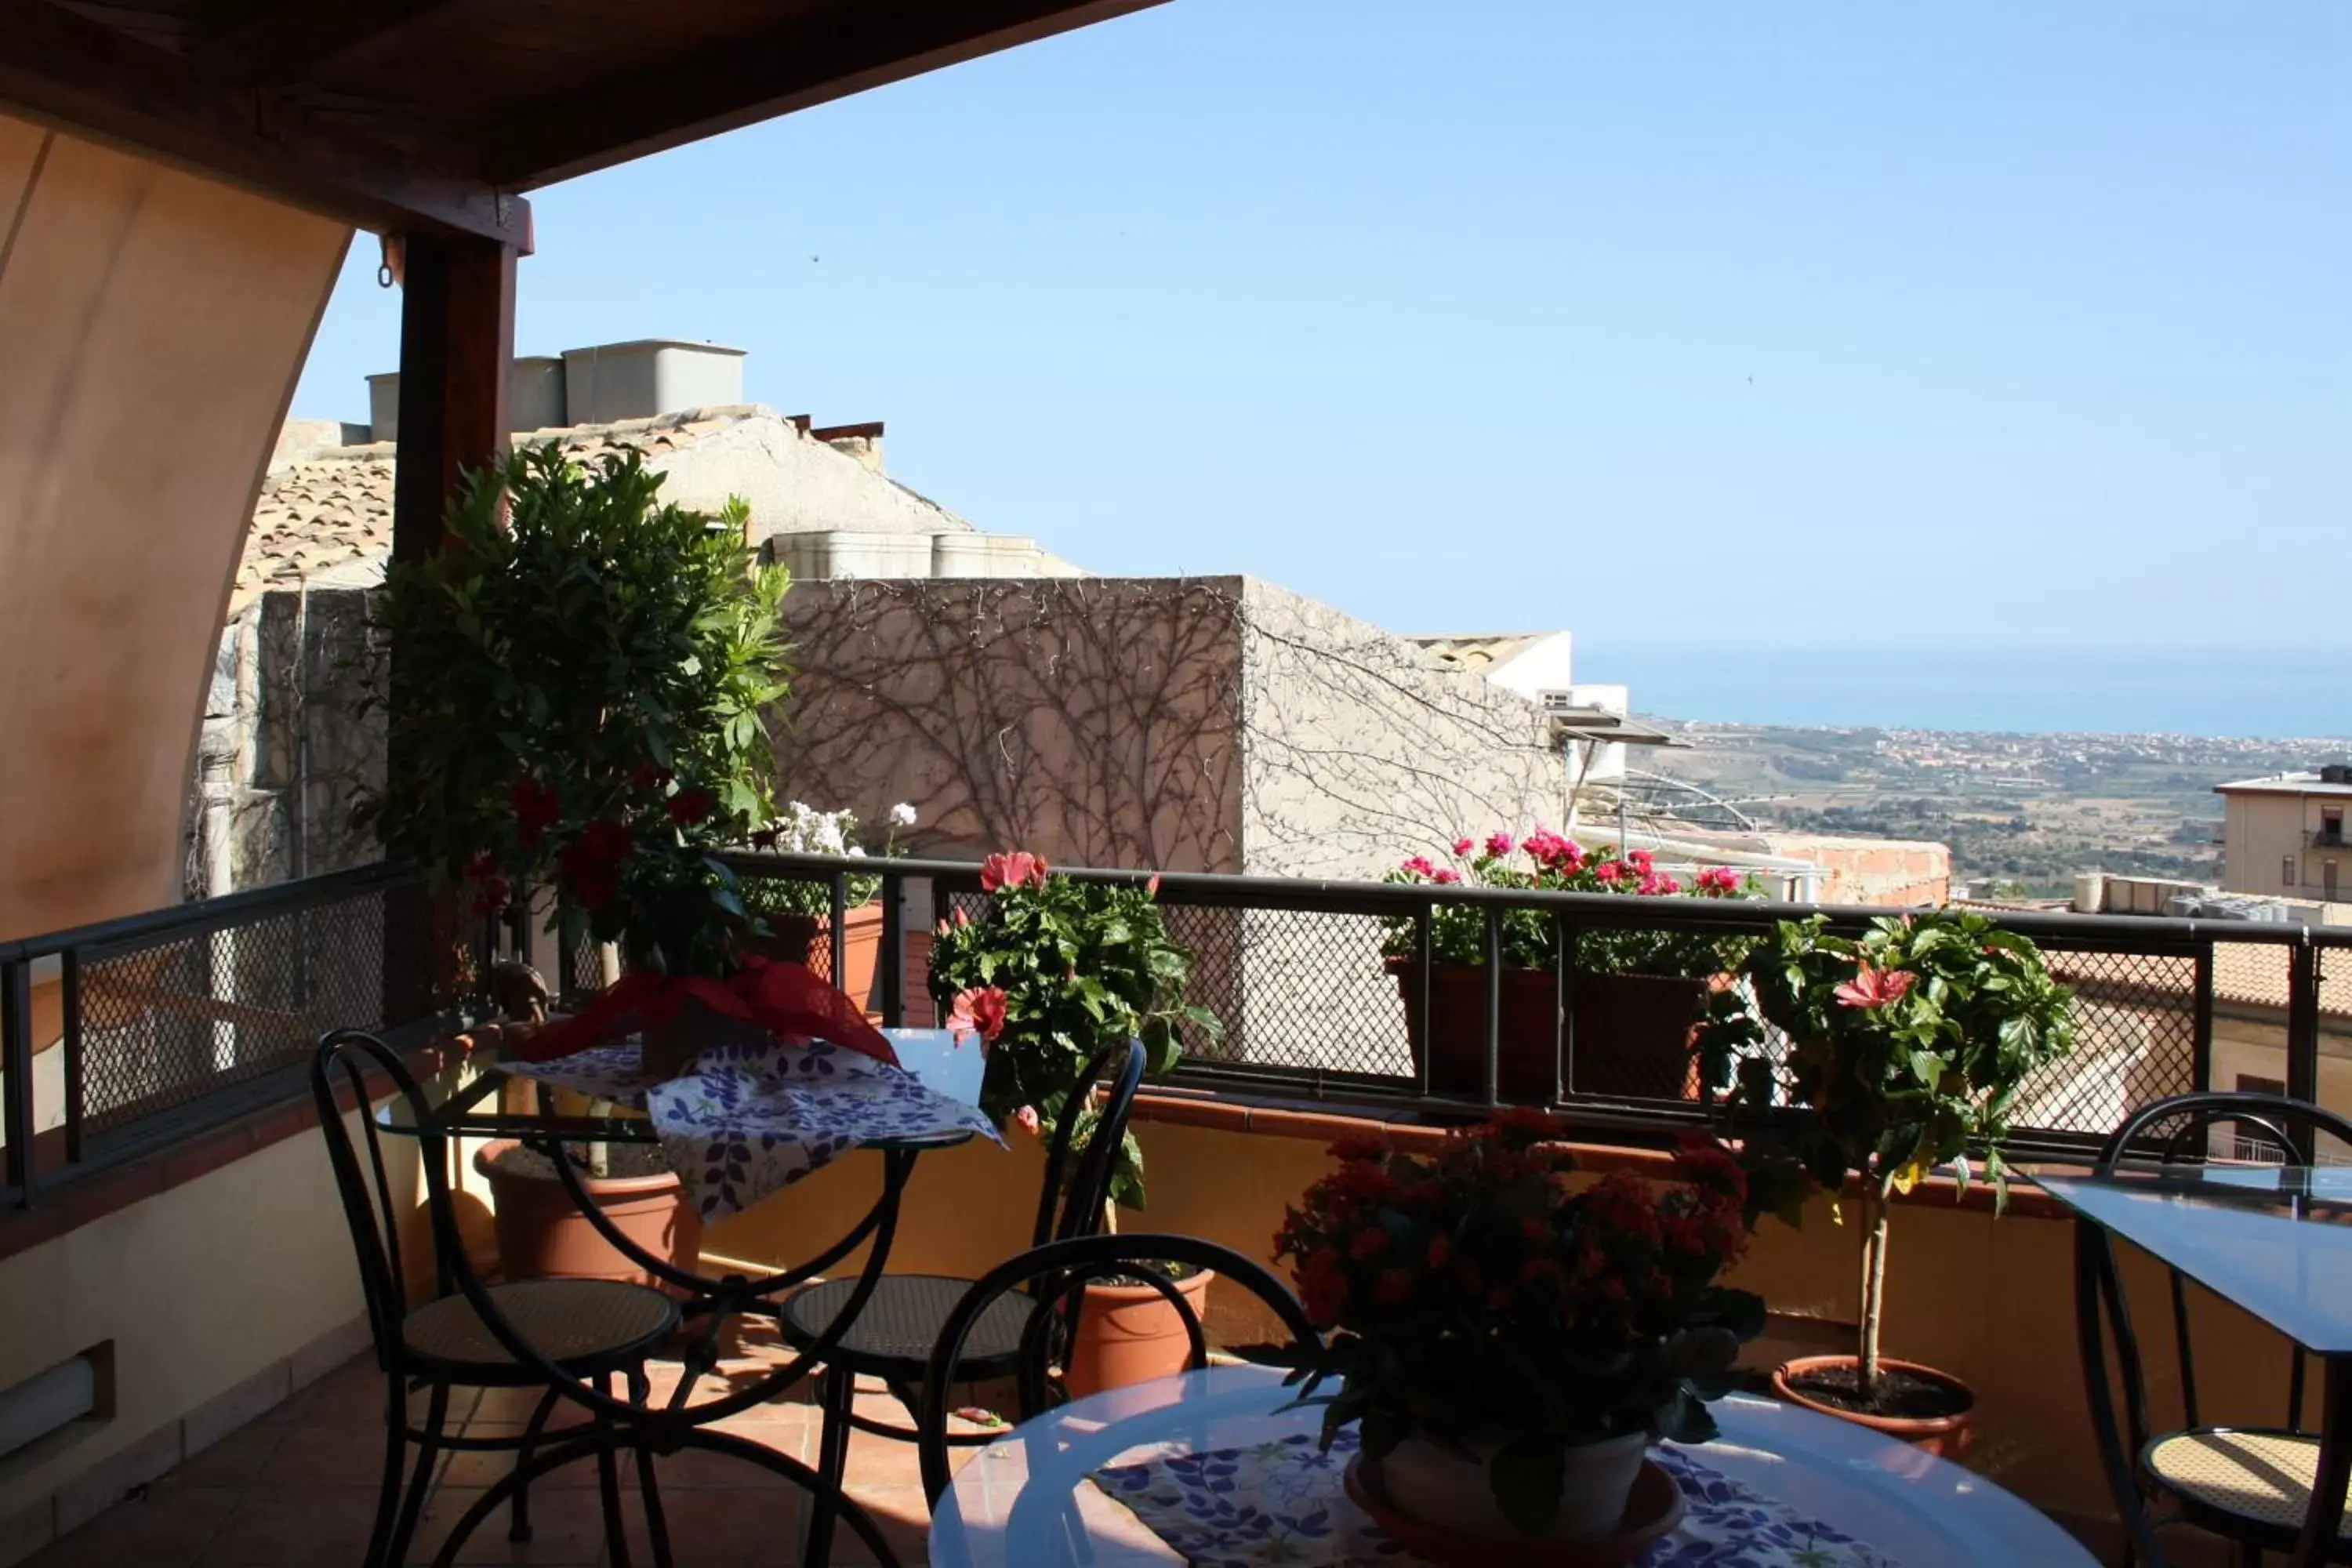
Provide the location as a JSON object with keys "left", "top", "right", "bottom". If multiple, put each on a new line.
{"left": 487, "top": 0, "right": 1167, "bottom": 189}
{"left": 188, "top": 0, "right": 473, "bottom": 88}
{"left": 0, "top": 0, "right": 528, "bottom": 245}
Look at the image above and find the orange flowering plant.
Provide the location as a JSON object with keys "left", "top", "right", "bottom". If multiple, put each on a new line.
{"left": 1272, "top": 1112, "right": 1763, "bottom": 1532}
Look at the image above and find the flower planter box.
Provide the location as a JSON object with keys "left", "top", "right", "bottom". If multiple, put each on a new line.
{"left": 1387, "top": 959, "right": 1707, "bottom": 1102}
{"left": 742, "top": 901, "right": 886, "bottom": 1021}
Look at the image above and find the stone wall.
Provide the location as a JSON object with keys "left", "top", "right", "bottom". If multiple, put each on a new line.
{"left": 187, "top": 589, "right": 382, "bottom": 899}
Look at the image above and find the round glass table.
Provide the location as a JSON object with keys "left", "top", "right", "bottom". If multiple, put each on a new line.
{"left": 931, "top": 1363, "right": 2096, "bottom": 1566}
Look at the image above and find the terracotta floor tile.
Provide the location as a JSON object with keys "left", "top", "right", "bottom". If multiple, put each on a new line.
{"left": 174, "top": 1421, "right": 289, "bottom": 1487}
{"left": 412, "top": 1486, "right": 614, "bottom": 1565}
{"left": 24, "top": 1480, "right": 241, "bottom": 1568}
{"left": 200, "top": 1484, "right": 385, "bottom": 1563}
{"left": 826, "top": 1485, "right": 933, "bottom": 1568}
{"left": 443, "top": 1422, "right": 613, "bottom": 1492}
{"left": 621, "top": 1486, "right": 802, "bottom": 1564}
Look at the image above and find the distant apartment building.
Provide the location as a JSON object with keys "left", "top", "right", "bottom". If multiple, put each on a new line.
{"left": 2216, "top": 765, "right": 2352, "bottom": 906}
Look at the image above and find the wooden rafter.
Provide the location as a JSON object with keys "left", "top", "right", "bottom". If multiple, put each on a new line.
{"left": 486, "top": 0, "right": 1166, "bottom": 188}
{"left": 0, "top": 0, "right": 528, "bottom": 243}
{"left": 188, "top": 0, "right": 472, "bottom": 87}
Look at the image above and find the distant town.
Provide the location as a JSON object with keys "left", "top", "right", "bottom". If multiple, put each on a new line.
{"left": 1646, "top": 721, "right": 2352, "bottom": 900}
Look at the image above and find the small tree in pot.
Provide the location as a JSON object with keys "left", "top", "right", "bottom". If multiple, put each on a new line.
{"left": 361, "top": 444, "right": 789, "bottom": 1282}
{"left": 1695, "top": 909, "right": 2074, "bottom": 1446}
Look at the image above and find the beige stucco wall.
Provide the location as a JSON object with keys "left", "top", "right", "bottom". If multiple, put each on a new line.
{"left": 0, "top": 115, "right": 349, "bottom": 941}
{"left": 774, "top": 577, "right": 1249, "bottom": 872}
{"left": 0, "top": 1116, "right": 380, "bottom": 1523}
{"left": 1237, "top": 578, "right": 1559, "bottom": 881}
{"left": 2223, "top": 789, "right": 2350, "bottom": 902}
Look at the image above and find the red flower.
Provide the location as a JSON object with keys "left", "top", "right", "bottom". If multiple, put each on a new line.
{"left": 1835, "top": 964, "right": 1917, "bottom": 1011}
{"left": 1399, "top": 855, "right": 1439, "bottom": 879}
{"left": 946, "top": 985, "right": 1007, "bottom": 1047}
{"left": 1299, "top": 1246, "right": 1349, "bottom": 1325}
{"left": 628, "top": 762, "right": 673, "bottom": 794}
{"left": 1145, "top": 872, "right": 1162, "bottom": 898}
{"left": 1593, "top": 860, "right": 1624, "bottom": 884}
{"left": 1430, "top": 868, "right": 1461, "bottom": 885}
{"left": 1451, "top": 837, "right": 1475, "bottom": 856}
{"left": 1485, "top": 831, "right": 1515, "bottom": 858}
{"left": 580, "top": 818, "right": 634, "bottom": 863}
{"left": 1374, "top": 1268, "right": 1415, "bottom": 1305}
{"left": 1626, "top": 848, "right": 1655, "bottom": 873}
{"left": 557, "top": 844, "right": 616, "bottom": 910}
{"left": 510, "top": 778, "right": 561, "bottom": 848}
{"left": 1348, "top": 1228, "right": 1389, "bottom": 1261}
{"left": 666, "top": 787, "right": 713, "bottom": 826}
{"left": 463, "top": 851, "right": 510, "bottom": 915}
{"left": 1425, "top": 1234, "right": 1450, "bottom": 1269}
{"left": 1011, "top": 1104, "right": 1042, "bottom": 1137}
{"left": 979, "top": 850, "right": 1048, "bottom": 892}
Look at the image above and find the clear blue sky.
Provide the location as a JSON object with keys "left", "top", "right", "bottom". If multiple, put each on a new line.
{"left": 292, "top": 2, "right": 2351, "bottom": 727}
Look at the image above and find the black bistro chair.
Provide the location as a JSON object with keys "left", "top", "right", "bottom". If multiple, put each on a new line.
{"left": 776, "top": 1038, "right": 1146, "bottom": 1565}
{"left": 913, "top": 1231, "right": 1326, "bottom": 1508}
{"left": 312, "top": 1029, "right": 683, "bottom": 1568}
{"left": 2078, "top": 1091, "right": 2352, "bottom": 1566}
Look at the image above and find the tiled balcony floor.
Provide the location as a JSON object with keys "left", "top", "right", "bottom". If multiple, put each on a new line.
{"left": 25, "top": 1322, "right": 985, "bottom": 1568}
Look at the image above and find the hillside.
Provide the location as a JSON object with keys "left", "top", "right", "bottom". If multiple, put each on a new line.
{"left": 1642, "top": 723, "right": 2349, "bottom": 898}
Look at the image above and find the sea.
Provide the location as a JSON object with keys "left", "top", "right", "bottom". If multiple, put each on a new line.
{"left": 1584, "top": 641, "right": 2352, "bottom": 741}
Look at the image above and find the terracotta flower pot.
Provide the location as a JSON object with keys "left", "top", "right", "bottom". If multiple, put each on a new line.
{"left": 745, "top": 902, "right": 885, "bottom": 1020}
{"left": 1388, "top": 960, "right": 1708, "bottom": 1102}
{"left": 1769, "top": 1355, "right": 1977, "bottom": 1460}
{"left": 474, "top": 1139, "right": 702, "bottom": 1293}
{"left": 1378, "top": 1428, "right": 1650, "bottom": 1541}
{"left": 1062, "top": 1269, "right": 1215, "bottom": 1399}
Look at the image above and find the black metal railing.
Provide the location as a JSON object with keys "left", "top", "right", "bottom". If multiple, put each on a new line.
{"left": 12, "top": 848, "right": 2347, "bottom": 1214}
{"left": 714, "top": 851, "right": 2352, "bottom": 1161}
{"left": 0, "top": 862, "right": 454, "bottom": 1208}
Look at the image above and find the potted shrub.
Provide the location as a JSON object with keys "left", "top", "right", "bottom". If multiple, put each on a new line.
{"left": 363, "top": 443, "right": 790, "bottom": 1286}
{"left": 738, "top": 801, "right": 918, "bottom": 1017}
{"left": 1694, "top": 909, "right": 2075, "bottom": 1455}
{"left": 1276, "top": 1112, "right": 1763, "bottom": 1544}
{"left": 926, "top": 851, "right": 1223, "bottom": 1394}
{"left": 1381, "top": 831, "right": 1759, "bottom": 1102}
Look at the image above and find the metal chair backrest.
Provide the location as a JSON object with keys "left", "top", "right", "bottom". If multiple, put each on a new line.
{"left": 310, "top": 1029, "right": 466, "bottom": 1371}
{"left": 1029, "top": 1039, "right": 1149, "bottom": 1250}
{"left": 914, "top": 1232, "right": 1323, "bottom": 1505}
{"left": 2089, "top": 1091, "right": 2352, "bottom": 1457}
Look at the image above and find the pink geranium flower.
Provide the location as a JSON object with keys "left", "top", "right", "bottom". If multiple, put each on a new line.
{"left": 1011, "top": 1105, "right": 1042, "bottom": 1137}
{"left": 1835, "top": 964, "right": 1917, "bottom": 1011}
{"left": 1626, "top": 848, "right": 1654, "bottom": 873}
{"left": 1401, "top": 855, "right": 1439, "bottom": 878}
{"left": 1593, "top": 860, "right": 1624, "bottom": 884}
{"left": 1485, "top": 831, "right": 1515, "bottom": 858}
{"left": 1452, "top": 837, "right": 1475, "bottom": 857}
{"left": 1431, "top": 868, "right": 1462, "bottom": 885}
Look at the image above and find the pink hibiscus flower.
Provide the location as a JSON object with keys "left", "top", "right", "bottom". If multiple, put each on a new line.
{"left": 1835, "top": 964, "right": 1917, "bottom": 1011}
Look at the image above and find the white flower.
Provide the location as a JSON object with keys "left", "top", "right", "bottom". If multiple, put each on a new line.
{"left": 889, "top": 802, "right": 919, "bottom": 828}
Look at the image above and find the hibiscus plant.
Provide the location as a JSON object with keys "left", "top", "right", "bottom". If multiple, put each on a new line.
{"left": 1693, "top": 909, "right": 2074, "bottom": 1394}
{"left": 362, "top": 443, "right": 790, "bottom": 980}
{"left": 927, "top": 852, "right": 1222, "bottom": 1207}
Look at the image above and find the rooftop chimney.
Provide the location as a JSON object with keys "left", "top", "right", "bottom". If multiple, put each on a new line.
{"left": 561, "top": 339, "right": 746, "bottom": 425}
{"left": 811, "top": 420, "right": 885, "bottom": 474}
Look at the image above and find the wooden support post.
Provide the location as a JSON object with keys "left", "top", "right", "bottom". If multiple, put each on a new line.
{"left": 383, "top": 232, "right": 517, "bottom": 1025}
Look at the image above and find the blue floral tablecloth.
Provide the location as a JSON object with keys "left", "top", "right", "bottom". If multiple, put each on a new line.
{"left": 1093, "top": 1427, "right": 1898, "bottom": 1567}
{"left": 507, "top": 1035, "right": 1002, "bottom": 1221}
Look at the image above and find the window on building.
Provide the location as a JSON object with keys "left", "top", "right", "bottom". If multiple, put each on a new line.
{"left": 2232, "top": 1074, "right": 2292, "bottom": 1163}
{"left": 2285, "top": 855, "right": 2299, "bottom": 887}
{"left": 2326, "top": 808, "right": 2346, "bottom": 847}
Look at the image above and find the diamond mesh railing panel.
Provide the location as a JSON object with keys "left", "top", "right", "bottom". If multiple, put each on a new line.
{"left": 2013, "top": 948, "right": 2200, "bottom": 1137}
{"left": 76, "top": 883, "right": 392, "bottom": 1136}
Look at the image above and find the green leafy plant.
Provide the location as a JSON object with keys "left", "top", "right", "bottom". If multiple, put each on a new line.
{"left": 1379, "top": 831, "right": 1760, "bottom": 979}
{"left": 1274, "top": 1113, "right": 1763, "bottom": 1533}
{"left": 1693, "top": 909, "right": 2074, "bottom": 1396}
{"left": 360, "top": 443, "right": 790, "bottom": 978}
{"left": 925, "top": 853, "right": 1221, "bottom": 1207}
